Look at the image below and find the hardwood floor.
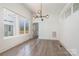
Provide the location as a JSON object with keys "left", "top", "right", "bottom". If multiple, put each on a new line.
{"left": 0, "top": 39, "right": 71, "bottom": 56}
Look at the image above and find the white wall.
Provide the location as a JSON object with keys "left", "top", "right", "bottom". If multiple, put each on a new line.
{"left": 38, "top": 14, "right": 59, "bottom": 40}
{"left": 0, "top": 3, "right": 32, "bottom": 53}
{"left": 59, "top": 4, "right": 79, "bottom": 55}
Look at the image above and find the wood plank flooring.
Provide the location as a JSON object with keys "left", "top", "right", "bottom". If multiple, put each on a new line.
{"left": 0, "top": 39, "right": 71, "bottom": 56}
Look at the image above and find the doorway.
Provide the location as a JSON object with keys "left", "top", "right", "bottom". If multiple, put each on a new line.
{"left": 32, "top": 23, "right": 38, "bottom": 39}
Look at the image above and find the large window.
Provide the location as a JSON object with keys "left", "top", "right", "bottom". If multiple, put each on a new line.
{"left": 73, "top": 3, "right": 79, "bottom": 12}
{"left": 4, "top": 20, "right": 15, "bottom": 37}
{"left": 4, "top": 24, "right": 13, "bottom": 37}
{"left": 19, "top": 17, "right": 29, "bottom": 34}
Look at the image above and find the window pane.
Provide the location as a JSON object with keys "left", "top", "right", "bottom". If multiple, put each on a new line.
{"left": 25, "top": 21, "right": 29, "bottom": 33}
{"left": 8, "top": 25, "right": 13, "bottom": 36}
{"left": 4, "top": 25, "right": 9, "bottom": 36}
{"left": 65, "top": 7, "right": 71, "bottom": 18}
{"left": 4, "top": 24, "right": 13, "bottom": 37}
{"left": 19, "top": 19, "right": 24, "bottom": 34}
{"left": 73, "top": 3, "right": 79, "bottom": 12}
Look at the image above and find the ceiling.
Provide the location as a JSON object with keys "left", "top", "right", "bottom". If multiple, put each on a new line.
{"left": 24, "top": 3, "right": 66, "bottom": 16}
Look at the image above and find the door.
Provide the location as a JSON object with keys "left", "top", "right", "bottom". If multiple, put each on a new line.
{"left": 33, "top": 23, "right": 38, "bottom": 39}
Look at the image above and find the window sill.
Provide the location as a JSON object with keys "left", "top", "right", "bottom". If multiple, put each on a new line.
{"left": 4, "top": 34, "right": 28, "bottom": 39}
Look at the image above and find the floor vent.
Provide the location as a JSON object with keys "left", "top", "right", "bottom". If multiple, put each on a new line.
{"left": 60, "top": 44, "right": 63, "bottom": 47}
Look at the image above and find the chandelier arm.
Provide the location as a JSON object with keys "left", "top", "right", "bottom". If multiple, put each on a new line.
{"left": 33, "top": 3, "right": 49, "bottom": 21}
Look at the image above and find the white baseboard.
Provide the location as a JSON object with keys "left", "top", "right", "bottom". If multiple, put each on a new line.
{"left": 38, "top": 37, "right": 57, "bottom": 40}
{"left": 59, "top": 40, "right": 77, "bottom": 56}
{"left": 66, "top": 48, "right": 77, "bottom": 56}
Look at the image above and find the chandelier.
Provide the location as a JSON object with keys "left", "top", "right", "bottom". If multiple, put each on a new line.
{"left": 33, "top": 3, "right": 49, "bottom": 21}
